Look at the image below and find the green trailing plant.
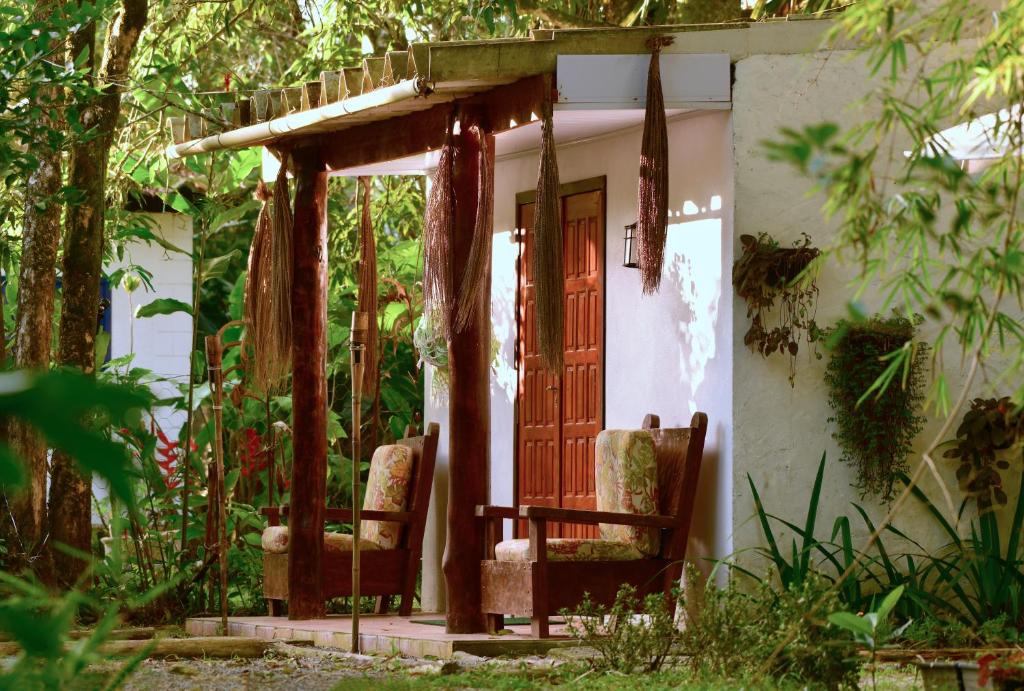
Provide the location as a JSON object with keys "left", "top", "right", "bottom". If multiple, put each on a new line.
{"left": 733, "top": 232, "right": 821, "bottom": 385}
{"left": 563, "top": 584, "right": 680, "bottom": 674}
{"left": 944, "top": 397, "right": 1024, "bottom": 511}
{"left": 823, "top": 314, "right": 928, "bottom": 502}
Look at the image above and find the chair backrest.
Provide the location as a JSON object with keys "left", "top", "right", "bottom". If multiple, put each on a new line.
{"left": 642, "top": 412, "right": 708, "bottom": 561}
{"left": 394, "top": 422, "right": 440, "bottom": 550}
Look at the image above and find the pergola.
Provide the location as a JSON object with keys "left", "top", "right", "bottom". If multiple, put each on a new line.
{"left": 167, "top": 22, "right": 738, "bottom": 633}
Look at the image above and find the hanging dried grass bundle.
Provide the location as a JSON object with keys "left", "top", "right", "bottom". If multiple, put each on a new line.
{"left": 533, "top": 105, "right": 563, "bottom": 372}
{"left": 423, "top": 115, "right": 456, "bottom": 339}
{"left": 269, "top": 150, "right": 294, "bottom": 384}
{"left": 636, "top": 36, "right": 673, "bottom": 295}
{"left": 454, "top": 125, "right": 493, "bottom": 333}
{"left": 242, "top": 181, "right": 275, "bottom": 392}
{"left": 357, "top": 176, "right": 379, "bottom": 397}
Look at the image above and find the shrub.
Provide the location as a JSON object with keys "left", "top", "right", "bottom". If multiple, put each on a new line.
{"left": 563, "top": 584, "right": 681, "bottom": 674}
{"left": 681, "top": 569, "right": 862, "bottom": 690}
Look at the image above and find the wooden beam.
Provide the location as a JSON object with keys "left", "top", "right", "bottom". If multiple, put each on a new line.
{"left": 441, "top": 118, "right": 494, "bottom": 634}
{"left": 314, "top": 75, "right": 550, "bottom": 173}
{"left": 287, "top": 146, "right": 329, "bottom": 620}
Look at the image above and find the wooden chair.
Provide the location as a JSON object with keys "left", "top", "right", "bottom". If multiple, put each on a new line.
{"left": 261, "top": 422, "right": 439, "bottom": 616}
{"left": 476, "top": 412, "right": 707, "bottom": 637}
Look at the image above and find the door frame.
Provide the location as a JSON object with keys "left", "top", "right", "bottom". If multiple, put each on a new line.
{"left": 512, "top": 175, "right": 607, "bottom": 534}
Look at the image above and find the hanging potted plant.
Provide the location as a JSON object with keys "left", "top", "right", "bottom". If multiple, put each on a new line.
{"left": 944, "top": 396, "right": 1024, "bottom": 512}
{"left": 822, "top": 313, "right": 928, "bottom": 502}
{"left": 733, "top": 232, "right": 822, "bottom": 384}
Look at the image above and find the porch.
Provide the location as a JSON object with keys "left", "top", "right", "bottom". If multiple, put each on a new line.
{"left": 185, "top": 614, "right": 572, "bottom": 659}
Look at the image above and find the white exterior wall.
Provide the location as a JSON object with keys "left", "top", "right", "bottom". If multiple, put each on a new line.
{"left": 423, "top": 111, "right": 734, "bottom": 610}
{"left": 109, "top": 212, "right": 194, "bottom": 436}
{"left": 730, "top": 49, "right": 1019, "bottom": 561}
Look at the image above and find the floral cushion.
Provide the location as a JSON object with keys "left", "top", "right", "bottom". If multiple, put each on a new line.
{"left": 595, "top": 429, "right": 661, "bottom": 557}
{"left": 494, "top": 538, "right": 644, "bottom": 562}
{"left": 361, "top": 444, "right": 414, "bottom": 549}
{"left": 261, "top": 526, "right": 380, "bottom": 554}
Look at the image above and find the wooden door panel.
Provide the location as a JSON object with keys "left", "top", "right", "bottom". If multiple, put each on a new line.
{"left": 516, "top": 203, "right": 561, "bottom": 537}
{"left": 559, "top": 190, "right": 603, "bottom": 537}
{"left": 516, "top": 186, "right": 604, "bottom": 540}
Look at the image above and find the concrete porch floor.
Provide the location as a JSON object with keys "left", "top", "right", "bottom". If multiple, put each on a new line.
{"left": 186, "top": 614, "right": 574, "bottom": 659}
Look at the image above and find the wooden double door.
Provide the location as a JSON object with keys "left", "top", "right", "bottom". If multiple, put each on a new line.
{"left": 516, "top": 179, "right": 605, "bottom": 538}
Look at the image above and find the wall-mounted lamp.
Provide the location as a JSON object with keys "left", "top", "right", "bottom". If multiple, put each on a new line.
{"left": 623, "top": 222, "right": 638, "bottom": 268}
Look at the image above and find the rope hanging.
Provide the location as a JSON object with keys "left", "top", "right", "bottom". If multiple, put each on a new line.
{"left": 454, "top": 125, "right": 493, "bottom": 333}
{"left": 242, "top": 181, "right": 275, "bottom": 392}
{"left": 533, "top": 104, "right": 564, "bottom": 372}
{"left": 357, "top": 176, "right": 379, "bottom": 397}
{"left": 270, "top": 150, "right": 294, "bottom": 377}
{"left": 423, "top": 113, "right": 456, "bottom": 340}
{"left": 636, "top": 36, "right": 673, "bottom": 294}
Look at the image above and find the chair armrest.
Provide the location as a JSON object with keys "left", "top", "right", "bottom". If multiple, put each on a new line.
{"left": 475, "top": 505, "right": 519, "bottom": 520}
{"left": 519, "top": 505, "right": 678, "bottom": 529}
{"left": 268, "top": 506, "right": 414, "bottom": 522}
{"left": 324, "top": 508, "right": 414, "bottom": 522}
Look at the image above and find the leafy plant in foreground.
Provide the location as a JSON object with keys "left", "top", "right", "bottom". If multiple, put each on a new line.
{"left": 829, "top": 585, "right": 909, "bottom": 690}
{"left": 563, "top": 584, "right": 680, "bottom": 673}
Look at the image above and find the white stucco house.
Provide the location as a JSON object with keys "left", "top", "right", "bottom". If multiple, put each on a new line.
{"left": 165, "top": 16, "right": 1006, "bottom": 619}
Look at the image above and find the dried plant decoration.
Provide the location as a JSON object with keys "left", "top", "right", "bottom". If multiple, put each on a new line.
{"left": 636, "top": 36, "right": 673, "bottom": 295}
{"left": 358, "top": 176, "right": 379, "bottom": 396}
{"left": 454, "top": 125, "right": 494, "bottom": 333}
{"left": 423, "top": 114, "right": 456, "bottom": 340}
{"left": 270, "top": 149, "right": 294, "bottom": 385}
{"left": 242, "top": 181, "right": 275, "bottom": 393}
{"left": 533, "top": 103, "right": 564, "bottom": 372}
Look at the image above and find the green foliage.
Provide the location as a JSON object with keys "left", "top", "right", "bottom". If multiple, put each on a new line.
{"left": 733, "top": 232, "right": 821, "bottom": 384}
{"left": 901, "top": 472, "right": 1024, "bottom": 631}
{"left": 764, "top": 0, "right": 1024, "bottom": 410}
{"left": 564, "top": 584, "right": 681, "bottom": 674}
{"left": 829, "top": 586, "right": 907, "bottom": 691}
{"left": 0, "top": 369, "right": 151, "bottom": 506}
{"left": 823, "top": 314, "right": 928, "bottom": 501}
{"left": 682, "top": 570, "right": 861, "bottom": 689}
{"left": 944, "top": 397, "right": 1024, "bottom": 511}
{"left": 134, "top": 297, "right": 193, "bottom": 319}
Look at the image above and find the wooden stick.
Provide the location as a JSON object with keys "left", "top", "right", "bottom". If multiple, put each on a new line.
{"left": 205, "top": 334, "right": 229, "bottom": 635}
{"left": 349, "top": 311, "right": 368, "bottom": 653}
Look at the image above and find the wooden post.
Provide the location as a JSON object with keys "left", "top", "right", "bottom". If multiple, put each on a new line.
{"left": 287, "top": 147, "right": 329, "bottom": 620}
{"left": 442, "top": 120, "right": 494, "bottom": 633}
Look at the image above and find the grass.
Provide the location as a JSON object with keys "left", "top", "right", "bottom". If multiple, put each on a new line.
{"left": 335, "top": 661, "right": 921, "bottom": 690}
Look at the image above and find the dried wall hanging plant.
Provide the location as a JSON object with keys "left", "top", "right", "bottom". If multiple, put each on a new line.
{"left": 733, "top": 232, "right": 821, "bottom": 384}
{"left": 944, "top": 397, "right": 1024, "bottom": 512}
{"left": 823, "top": 314, "right": 928, "bottom": 502}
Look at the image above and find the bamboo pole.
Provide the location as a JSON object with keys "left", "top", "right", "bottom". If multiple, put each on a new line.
{"left": 349, "top": 311, "right": 368, "bottom": 653}
{"left": 205, "top": 334, "right": 229, "bottom": 634}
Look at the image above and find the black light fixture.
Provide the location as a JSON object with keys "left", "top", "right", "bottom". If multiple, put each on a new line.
{"left": 623, "top": 222, "right": 639, "bottom": 268}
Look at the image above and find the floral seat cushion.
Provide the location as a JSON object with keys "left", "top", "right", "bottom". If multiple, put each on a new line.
{"left": 494, "top": 538, "right": 645, "bottom": 562}
{"left": 361, "top": 444, "right": 414, "bottom": 549}
{"left": 261, "top": 443, "right": 414, "bottom": 553}
{"left": 595, "top": 429, "right": 661, "bottom": 557}
{"left": 261, "top": 526, "right": 381, "bottom": 554}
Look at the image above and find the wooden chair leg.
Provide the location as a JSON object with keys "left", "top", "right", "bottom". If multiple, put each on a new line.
{"left": 269, "top": 599, "right": 285, "bottom": 617}
{"left": 375, "top": 595, "right": 392, "bottom": 614}
{"left": 486, "top": 613, "right": 505, "bottom": 634}
{"left": 398, "top": 548, "right": 420, "bottom": 617}
{"left": 529, "top": 518, "right": 549, "bottom": 638}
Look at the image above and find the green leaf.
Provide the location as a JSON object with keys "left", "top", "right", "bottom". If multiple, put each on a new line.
{"left": 828, "top": 611, "right": 873, "bottom": 637}
{"left": 135, "top": 298, "right": 193, "bottom": 319}
{"left": 0, "top": 443, "right": 26, "bottom": 488}
{"left": 876, "top": 584, "right": 904, "bottom": 622}
{"left": 200, "top": 249, "right": 241, "bottom": 284}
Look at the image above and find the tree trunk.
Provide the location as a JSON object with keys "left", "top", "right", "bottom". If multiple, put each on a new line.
{"left": 48, "top": 0, "right": 148, "bottom": 588}
{"left": 6, "top": 0, "right": 65, "bottom": 556}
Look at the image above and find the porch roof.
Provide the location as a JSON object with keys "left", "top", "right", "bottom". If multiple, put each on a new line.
{"left": 165, "top": 18, "right": 837, "bottom": 163}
